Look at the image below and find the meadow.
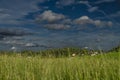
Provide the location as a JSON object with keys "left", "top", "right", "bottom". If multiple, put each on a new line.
{"left": 0, "top": 48, "right": 119, "bottom": 80}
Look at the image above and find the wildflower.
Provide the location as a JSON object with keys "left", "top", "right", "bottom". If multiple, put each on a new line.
{"left": 72, "top": 53, "right": 76, "bottom": 57}
{"left": 81, "top": 54, "right": 84, "bottom": 56}
{"left": 91, "top": 54, "right": 96, "bottom": 56}
{"left": 94, "top": 52, "right": 98, "bottom": 54}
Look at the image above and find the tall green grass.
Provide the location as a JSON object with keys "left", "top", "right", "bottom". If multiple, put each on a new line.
{"left": 0, "top": 50, "right": 119, "bottom": 80}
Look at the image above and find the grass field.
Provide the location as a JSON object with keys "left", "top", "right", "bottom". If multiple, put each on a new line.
{"left": 0, "top": 49, "right": 120, "bottom": 80}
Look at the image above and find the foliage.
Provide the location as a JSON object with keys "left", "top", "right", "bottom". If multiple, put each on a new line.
{"left": 108, "top": 46, "right": 120, "bottom": 52}
{"left": 0, "top": 50, "right": 119, "bottom": 80}
{"left": 0, "top": 48, "right": 101, "bottom": 57}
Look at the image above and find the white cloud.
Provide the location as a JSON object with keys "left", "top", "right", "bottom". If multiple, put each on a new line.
{"left": 74, "top": 16, "right": 93, "bottom": 25}
{"left": 36, "top": 10, "right": 66, "bottom": 22}
{"left": 78, "top": 1, "right": 99, "bottom": 13}
{"left": 107, "top": 21, "right": 113, "bottom": 26}
{"left": 0, "top": 13, "right": 10, "bottom": 19}
{"left": 5, "top": 40, "right": 24, "bottom": 45}
{"left": 37, "top": 14, "right": 113, "bottom": 30}
{"left": 88, "top": 6, "right": 98, "bottom": 12}
{"left": 94, "top": 20, "right": 113, "bottom": 27}
{"left": 78, "top": 0, "right": 113, "bottom": 21}
{"left": 94, "top": 0, "right": 115, "bottom": 4}
{"left": 61, "top": 19, "right": 72, "bottom": 24}
{"left": 79, "top": 16, "right": 90, "bottom": 20}
{"left": 44, "top": 24, "right": 70, "bottom": 30}
{"left": 79, "top": 1, "right": 91, "bottom": 7}
{"left": 94, "top": 20, "right": 102, "bottom": 26}
{"left": 74, "top": 16, "right": 113, "bottom": 27}
{"left": 35, "top": 10, "right": 72, "bottom": 30}
{"left": 25, "top": 43, "right": 38, "bottom": 47}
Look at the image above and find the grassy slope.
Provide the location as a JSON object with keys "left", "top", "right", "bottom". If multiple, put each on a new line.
{"left": 0, "top": 50, "right": 119, "bottom": 80}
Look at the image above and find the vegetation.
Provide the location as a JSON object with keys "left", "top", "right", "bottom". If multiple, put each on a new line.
{"left": 108, "top": 46, "right": 120, "bottom": 52}
{"left": 0, "top": 48, "right": 101, "bottom": 57}
{"left": 0, "top": 47, "right": 119, "bottom": 80}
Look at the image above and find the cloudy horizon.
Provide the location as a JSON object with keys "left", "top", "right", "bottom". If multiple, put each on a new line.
{"left": 0, "top": 0, "right": 120, "bottom": 51}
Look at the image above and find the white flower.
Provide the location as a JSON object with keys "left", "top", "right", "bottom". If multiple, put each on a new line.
{"left": 72, "top": 53, "right": 76, "bottom": 57}
{"left": 91, "top": 54, "right": 96, "bottom": 56}
{"left": 94, "top": 52, "right": 98, "bottom": 54}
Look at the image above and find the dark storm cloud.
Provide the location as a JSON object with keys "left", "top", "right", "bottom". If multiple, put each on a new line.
{"left": 0, "top": 27, "right": 33, "bottom": 37}
{"left": 0, "top": 35, "right": 4, "bottom": 40}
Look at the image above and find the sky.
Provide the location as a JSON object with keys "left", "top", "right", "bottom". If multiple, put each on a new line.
{"left": 0, "top": 0, "right": 120, "bottom": 51}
